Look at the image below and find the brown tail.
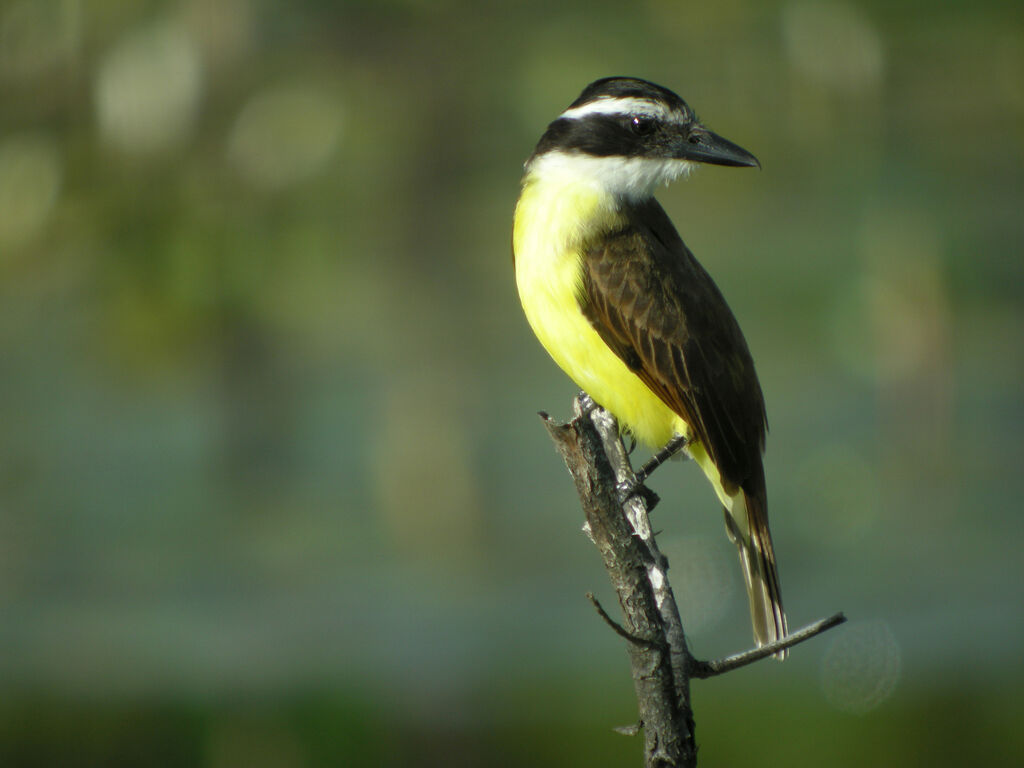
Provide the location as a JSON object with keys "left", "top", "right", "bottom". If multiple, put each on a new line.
{"left": 723, "top": 476, "right": 787, "bottom": 658}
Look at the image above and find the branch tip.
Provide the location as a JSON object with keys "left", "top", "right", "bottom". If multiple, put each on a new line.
{"left": 586, "top": 592, "right": 664, "bottom": 650}
{"left": 614, "top": 722, "right": 643, "bottom": 737}
{"left": 691, "top": 612, "right": 847, "bottom": 679}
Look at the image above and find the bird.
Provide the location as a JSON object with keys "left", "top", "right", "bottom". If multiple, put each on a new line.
{"left": 512, "top": 76, "right": 787, "bottom": 654}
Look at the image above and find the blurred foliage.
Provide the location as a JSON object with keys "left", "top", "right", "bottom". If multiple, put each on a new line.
{"left": 1, "top": 0, "right": 1022, "bottom": 765}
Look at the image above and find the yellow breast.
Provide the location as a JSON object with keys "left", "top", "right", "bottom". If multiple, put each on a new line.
{"left": 512, "top": 173, "right": 686, "bottom": 448}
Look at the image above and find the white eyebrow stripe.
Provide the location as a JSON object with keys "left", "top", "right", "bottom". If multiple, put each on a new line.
{"left": 560, "top": 97, "right": 676, "bottom": 122}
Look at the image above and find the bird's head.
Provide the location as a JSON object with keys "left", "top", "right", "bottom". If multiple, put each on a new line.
{"left": 526, "top": 77, "right": 759, "bottom": 202}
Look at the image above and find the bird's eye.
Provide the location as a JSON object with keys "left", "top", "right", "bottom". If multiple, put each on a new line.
{"left": 630, "top": 115, "right": 654, "bottom": 136}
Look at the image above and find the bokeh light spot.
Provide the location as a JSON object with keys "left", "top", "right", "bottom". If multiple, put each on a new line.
{"left": 94, "top": 20, "right": 203, "bottom": 154}
{"left": 783, "top": 1, "right": 884, "bottom": 90}
{"left": 370, "top": 375, "right": 483, "bottom": 572}
{"left": 227, "top": 83, "right": 344, "bottom": 189}
{"left": 660, "top": 535, "right": 735, "bottom": 635}
{"left": 0, "top": 134, "right": 62, "bottom": 249}
{"left": 820, "top": 619, "right": 901, "bottom": 714}
{"left": 829, "top": 208, "right": 947, "bottom": 385}
{"left": 794, "top": 443, "right": 879, "bottom": 546}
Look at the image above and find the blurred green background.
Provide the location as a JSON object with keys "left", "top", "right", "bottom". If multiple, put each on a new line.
{"left": 1, "top": 0, "right": 1022, "bottom": 765}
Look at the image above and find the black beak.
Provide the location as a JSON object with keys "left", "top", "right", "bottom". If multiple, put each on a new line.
{"left": 674, "top": 126, "right": 760, "bottom": 168}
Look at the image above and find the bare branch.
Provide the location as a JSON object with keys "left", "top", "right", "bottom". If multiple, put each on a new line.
{"left": 690, "top": 613, "right": 847, "bottom": 679}
{"left": 543, "top": 402, "right": 696, "bottom": 767}
{"left": 541, "top": 395, "right": 846, "bottom": 767}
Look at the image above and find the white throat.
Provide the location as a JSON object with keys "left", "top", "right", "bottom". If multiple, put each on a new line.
{"left": 526, "top": 150, "right": 694, "bottom": 203}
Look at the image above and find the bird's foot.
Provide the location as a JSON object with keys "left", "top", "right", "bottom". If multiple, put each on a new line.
{"left": 577, "top": 391, "right": 598, "bottom": 416}
{"left": 616, "top": 477, "right": 661, "bottom": 511}
{"left": 635, "top": 435, "right": 688, "bottom": 485}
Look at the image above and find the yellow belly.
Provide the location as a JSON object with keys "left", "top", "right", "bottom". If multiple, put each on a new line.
{"left": 512, "top": 175, "right": 687, "bottom": 449}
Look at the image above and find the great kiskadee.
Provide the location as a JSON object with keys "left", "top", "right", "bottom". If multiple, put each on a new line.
{"left": 513, "top": 77, "right": 787, "bottom": 653}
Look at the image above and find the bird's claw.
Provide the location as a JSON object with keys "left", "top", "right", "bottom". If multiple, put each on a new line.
{"left": 616, "top": 477, "right": 660, "bottom": 511}
{"left": 577, "top": 392, "right": 598, "bottom": 415}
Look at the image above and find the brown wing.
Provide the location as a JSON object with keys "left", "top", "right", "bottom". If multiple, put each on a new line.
{"left": 579, "top": 198, "right": 767, "bottom": 493}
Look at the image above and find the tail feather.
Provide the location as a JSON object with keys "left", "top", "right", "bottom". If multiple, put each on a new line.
{"left": 723, "top": 486, "right": 787, "bottom": 659}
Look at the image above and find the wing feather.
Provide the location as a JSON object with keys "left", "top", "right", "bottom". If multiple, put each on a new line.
{"left": 579, "top": 199, "right": 767, "bottom": 492}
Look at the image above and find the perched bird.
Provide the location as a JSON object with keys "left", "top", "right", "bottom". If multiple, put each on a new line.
{"left": 513, "top": 77, "right": 787, "bottom": 654}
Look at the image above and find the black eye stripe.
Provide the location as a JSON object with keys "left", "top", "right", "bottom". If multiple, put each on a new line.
{"left": 532, "top": 112, "right": 678, "bottom": 158}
